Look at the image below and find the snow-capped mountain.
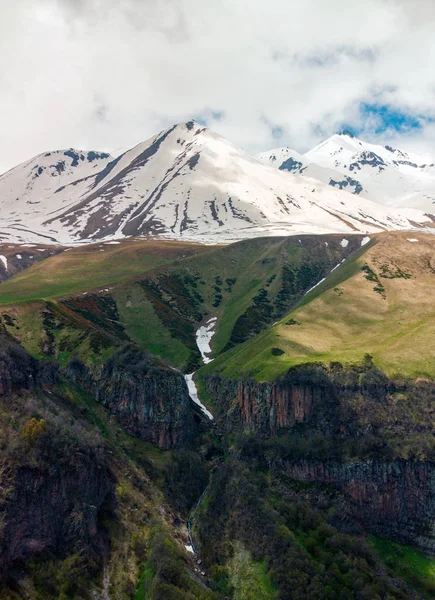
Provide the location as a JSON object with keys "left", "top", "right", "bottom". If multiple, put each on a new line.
{"left": 260, "top": 131, "right": 435, "bottom": 213}
{"left": 0, "top": 122, "right": 433, "bottom": 245}
{"left": 257, "top": 146, "right": 364, "bottom": 196}
{"left": 0, "top": 148, "right": 112, "bottom": 243}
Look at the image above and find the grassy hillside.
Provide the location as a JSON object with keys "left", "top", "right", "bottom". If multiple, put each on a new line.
{"left": 115, "top": 234, "right": 365, "bottom": 369}
{"left": 200, "top": 232, "right": 435, "bottom": 381}
{"left": 0, "top": 238, "right": 210, "bottom": 366}
{"left": 3, "top": 231, "right": 434, "bottom": 378}
{"left": 0, "top": 233, "right": 363, "bottom": 370}
{"left": 0, "top": 238, "right": 209, "bottom": 303}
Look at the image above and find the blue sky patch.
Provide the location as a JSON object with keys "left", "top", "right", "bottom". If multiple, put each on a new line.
{"left": 335, "top": 103, "right": 435, "bottom": 139}
{"left": 361, "top": 103, "right": 423, "bottom": 133}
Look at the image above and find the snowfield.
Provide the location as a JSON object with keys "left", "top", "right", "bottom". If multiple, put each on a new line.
{"left": 0, "top": 122, "right": 434, "bottom": 246}
{"left": 259, "top": 131, "right": 435, "bottom": 213}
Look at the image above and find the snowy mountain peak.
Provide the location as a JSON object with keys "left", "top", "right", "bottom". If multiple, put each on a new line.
{"left": 0, "top": 124, "right": 434, "bottom": 246}
{"left": 304, "top": 134, "right": 435, "bottom": 210}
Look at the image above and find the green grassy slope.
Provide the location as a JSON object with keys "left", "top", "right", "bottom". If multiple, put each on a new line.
{"left": 0, "top": 238, "right": 211, "bottom": 366}
{"left": 0, "top": 238, "right": 209, "bottom": 304}
{"left": 116, "top": 234, "right": 365, "bottom": 369}
{"left": 200, "top": 232, "right": 435, "bottom": 381}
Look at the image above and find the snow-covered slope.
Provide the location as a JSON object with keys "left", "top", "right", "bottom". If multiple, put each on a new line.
{"left": 305, "top": 132, "right": 435, "bottom": 212}
{"left": 257, "top": 147, "right": 364, "bottom": 196}
{"left": 0, "top": 149, "right": 112, "bottom": 243}
{"left": 0, "top": 123, "right": 433, "bottom": 245}
{"left": 260, "top": 132, "right": 435, "bottom": 213}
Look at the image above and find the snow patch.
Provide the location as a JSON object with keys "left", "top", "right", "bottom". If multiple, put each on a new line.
{"left": 0, "top": 255, "right": 7, "bottom": 271}
{"left": 305, "top": 277, "right": 326, "bottom": 295}
{"left": 16, "top": 254, "right": 22, "bottom": 259}
{"left": 340, "top": 238, "right": 349, "bottom": 248}
{"left": 185, "top": 545, "right": 195, "bottom": 554}
{"left": 361, "top": 236, "right": 371, "bottom": 246}
{"left": 330, "top": 259, "right": 346, "bottom": 273}
{"left": 196, "top": 317, "right": 217, "bottom": 364}
{"left": 185, "top": 374, "right": 213, "bottom": 420}
{"left": 407, "top": 238, "right": 419, "bottom": 242}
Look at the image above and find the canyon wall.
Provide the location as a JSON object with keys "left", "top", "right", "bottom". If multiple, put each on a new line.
{"left": 65, "top": 355, "right": 199, "bottom": 450}
{"left": 205, "top": 372, "right": 435, "bottom": 553}
{"left": 275, "top": 458, "right": 435, "bottom": 554}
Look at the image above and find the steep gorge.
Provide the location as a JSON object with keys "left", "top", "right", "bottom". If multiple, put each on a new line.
{"left": 204, "top": 365, "right": 435, "bottom": 555}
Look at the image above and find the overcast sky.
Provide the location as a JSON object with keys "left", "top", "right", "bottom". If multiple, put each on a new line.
{"left": 2, "top": 0, "right": 435, "bottom": 173}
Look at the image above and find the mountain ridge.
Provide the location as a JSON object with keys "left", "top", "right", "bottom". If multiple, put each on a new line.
{"left": 260, "top": 131, "right": 435, "bottom": 212}
{"left": 0, "top": 121, "right": 434, "bottom": 246}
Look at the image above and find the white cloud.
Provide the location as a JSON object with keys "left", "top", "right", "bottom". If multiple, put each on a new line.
{"left": 1, "top": 0, "right": 435, "bottom": 172}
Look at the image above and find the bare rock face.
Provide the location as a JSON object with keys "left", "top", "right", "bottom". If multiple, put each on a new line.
{"left": 65, "top": 350, "right": 199, "bottom": 450}
{"left": 205, "top": 371, "right": 435, "bottom": 553}
{"left": 276, "top": 459, "right": 435, "bottom": 554}
{"left": 0, "top": 457, "right": 114, "bottom": 575}
{"left": 236, "top": 382, "right": 319, "bottom": 432}
{"left": 205, "top": 375, "right": 321, "bottom": 434}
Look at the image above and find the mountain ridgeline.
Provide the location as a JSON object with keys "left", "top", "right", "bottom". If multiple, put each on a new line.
{"left": 0, "top": 122, "right": 434, "bottom": 246}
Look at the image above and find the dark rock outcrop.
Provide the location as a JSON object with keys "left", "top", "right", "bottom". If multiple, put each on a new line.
{"left": 205, "top": 369, "right": 435, "bottom": 553}
{"left": 274, "top": 458, "right": 435, "bottom": 554}
{"left": 0, "top": 337, "right": 57, "bottom": 396}
{"left": 205, "top": 375, "right": 322, "bottom": 434}
{"left": 0, "top": 456, "right": 114, "bottom": 575}
{"left": 65, "top": 351, "right": 198, "bottom": 450}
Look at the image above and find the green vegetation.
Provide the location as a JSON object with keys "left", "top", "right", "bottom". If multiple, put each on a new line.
{"left": 229, "top": 543, "right": 277, "bottom": 600}
{"left": 372, "top": 536, "right": 435, "bottom": 597}
{"left": 116, "top": 234, "right": 365, "bottom": 369}
{"left": 201, "top": 232, "right": 435, "bottom": 381}
{"left": 0, "top": 234, "right": 362, "bottom": 371}
{"left": 133, "top": 526, "right": 216, "bottom": 600}
{"left": 0, "top": 238, "right": 208, "bottom": 304}
{"left": 196, "top": 450, "right": 417, "bottom": 600}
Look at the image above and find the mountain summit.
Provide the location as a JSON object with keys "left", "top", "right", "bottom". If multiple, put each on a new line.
{"left": 260, "top": 132, "right": 435, "bottom": 213}
{"left": 0, "top": 122, "right": 433, "bottom": 245}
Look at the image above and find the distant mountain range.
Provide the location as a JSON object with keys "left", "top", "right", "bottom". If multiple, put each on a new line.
{"left": 0, "top": 122, "right": 434, "bottom": 245}
{"left": 258, "top": 130, "right": 435, "bottom": 212}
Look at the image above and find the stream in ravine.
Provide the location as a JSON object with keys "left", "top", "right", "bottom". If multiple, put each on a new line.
{"left": 184, "top": 316, "right": 217, "bottom": 421}
{"left": 183, "top": 317, "right": 217, "bottom": 570}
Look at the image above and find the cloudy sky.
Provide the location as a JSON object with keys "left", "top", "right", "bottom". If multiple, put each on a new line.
{"left": 1, "top": 0, "right": 435, "bottom": 172}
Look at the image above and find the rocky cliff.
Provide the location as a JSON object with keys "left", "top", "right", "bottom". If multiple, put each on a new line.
{"left": 274, "top": 458, "right": 435, "bottom": 554}
{"left": 0, "top": 338, "right": 115, "bottom": 581}
{"left": 205, "top": 374, "right": 323, "bottom": 434}
{"left": 205, "top": 366, "right": 435, "bottom": 553}
{"left": 0, "top": 338, "right": 45, "bottom": 395}
{"left": 0, "top": 454, "right": 114, "bottom": 576}
{"left": 65, "top": 348, "right": 200, "bottom": 450}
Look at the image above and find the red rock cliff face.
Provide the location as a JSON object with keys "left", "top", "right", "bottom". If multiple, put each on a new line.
{"left": 236, "top": 383, "right": 320, "bottom": 432}
{"left": 205, "top": 375, "right": 322, "bottom": 435}
{"left": 276, "top": 459, "right": 435, "bottom": 554}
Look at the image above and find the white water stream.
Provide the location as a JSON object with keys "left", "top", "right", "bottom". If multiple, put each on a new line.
{"left": 195, "top": 317, "right": 217, "bottom": 364}
{"left": 184, "top": 317, "right": 217, "bottom": 421}
{"left": 185, "top": 373, "right": 214, "bottom": 420}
